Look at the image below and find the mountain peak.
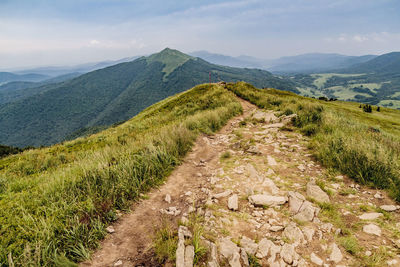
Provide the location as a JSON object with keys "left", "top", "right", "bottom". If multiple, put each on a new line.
{"left": 146, "top": 48, "right": 193, "bottom": 79}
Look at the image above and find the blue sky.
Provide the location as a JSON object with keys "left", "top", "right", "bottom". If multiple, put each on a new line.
{"left": 0, "top": 0, "right": 399, "bottom": 68}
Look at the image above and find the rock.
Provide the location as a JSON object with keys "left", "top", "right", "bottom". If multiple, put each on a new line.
{"left": 280, "top": 244, "right": 297, "bottom": 264}
{"left": 374, "top": 192, "right": 383, "bottom": 199}
{"left": 218, "top": 237, "right": 241, "bottom": 266}
{"left": 262, "top": 178, "right": 279, "bottom": 194}
{"left": 165, "top": 194, "right": 171, "bottom": 203}
{"left": 282, "top": 222, "right": 304, "bottom": 246}
{"left": 240, "top": 236, "right": 258, "bottom": 255}
{"left": 363, "top": 224, "right": 381, "bottom": 236}
{"left": 213, "top": 190, "right": 232, "bottom": 199}
{"left": 248, "top": 194, "right": 287, "bottom": 207}
{"left": 176, "top": 229, "right": 185, "bottom": 267}
{"left": 302, "top": 226, "right": 315, "bottom": 242}
{"left": 310, "top": 253, "right": 324, "bottom": 266}
{"left": 267, "top": 155, "right": 278, "bottom": 166}
{"left": 321, "top": 223, "right": 333, "bottom": 233}
{"left": 240, "top": 248, "right": 250, "bottom": 267}
{"left": 207, "top": 242, "right": 219, "bottom": 267}
{"left": 387, "top": 259, "right": 399, "bottom": 266}
{"left": 359, "top": 212, "right": 383, "bottom": 220}
{"left": 288, "top": 191, "right": 306, "bottom": 214}
{"left": 293, "top": 200, "right": 319, "bottom": 222}
{"left": 106, "top": 226, "right": 115, "bottom": 234}
{"left": 380, "top": 205, "right": 398, "bottom": 212}
{"left": 247, "top": 146, "right": 261, "bottom": 155}
{"left": 228, "top": 194, "right": 239, "bottom": 211}
{"left": 306, "top": 182, "right": 330, "bottom": 203}
{"left": 270, "top": 225, "right": 284, "bottom": 232}
{"left": 246, "top": 164, "right": 260, "bottom": 180}
{"left": 184, "top": 245, "right": 194, "bottom": 267}
{"left": 114, "top": 260, "right": 123, "bottom": 266}
{"left": 256, "top": 238, "right": 274, "bottom": 258}
{"left": 329, "top": 243, "right": 343, "bottom": 263}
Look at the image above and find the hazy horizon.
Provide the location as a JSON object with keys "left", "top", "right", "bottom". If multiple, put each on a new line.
{"left": 1, "top": 0, "right": 399, "bottom": 69}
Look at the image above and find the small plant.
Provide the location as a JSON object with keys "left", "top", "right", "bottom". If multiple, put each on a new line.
{"left": 248, "top": 253, "right": 261, "bottom": 267}
{"left": 153, "top": 223, "right": 178, "bottom": 263}
{"left": 220, "top": 151, "right": 231, "bottom": 159}
{"left": 338, "top": 235, "right": 361, "bottom": 256}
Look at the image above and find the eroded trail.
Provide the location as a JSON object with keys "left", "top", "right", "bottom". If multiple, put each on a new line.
{"left": 83, "top": 96, "right": 400, "bottom": 267}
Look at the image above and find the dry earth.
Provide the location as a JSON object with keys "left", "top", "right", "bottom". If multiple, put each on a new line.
{"left": 82, "top": 97, "right": 400, "bottom": 267}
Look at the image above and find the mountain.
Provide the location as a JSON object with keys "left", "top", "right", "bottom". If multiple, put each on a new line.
{"left": 0, "top": 48, "right": 297, "bottom": 147}
{"left": 0, "top": 72, "right": 49, "bottom": 84}
{"left": 14, "top": 57, "right": 140, "bottom": 77}
{"left": 342, "top": 52, "right": 400, "bottom": 74}
{"left": 189, "top": 50, "right": 267, "bottom": 68}
{"left": 0, "top": 72, "right": 82, "bottom": 105}
{"left": 268, "top": 53, "right": 377, "bottom": 73}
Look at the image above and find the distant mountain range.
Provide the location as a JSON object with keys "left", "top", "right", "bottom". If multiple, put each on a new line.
{"left": 190, "top": 51, "right": 377, "bottom": 73}
{"left": 0, "top": 48, "right": 297, "bottom": 147}
{"left": 0, "top": 72, "right": 49, "bottom": 84}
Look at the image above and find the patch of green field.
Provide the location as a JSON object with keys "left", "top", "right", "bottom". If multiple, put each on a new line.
{"left": 311, "top": 73, "right": 364, "bottom": 89}
{"left": 392, "top": 92, "right": 400, "bottom": 98}
{"left": 378, "top": 100, "right": 400, "bottom": 109}
{"left": 330, "top": 86, "right": 370, "bottom": 100}
{"left": 350, "top": 83, "right": 382, "bottom": 92}
{"left": 296, "top": 86, "right": 324, "bottom": 97}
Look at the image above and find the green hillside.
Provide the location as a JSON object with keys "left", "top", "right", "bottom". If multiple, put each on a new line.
{"left": 1, "top": 81, "right": 399, "bottom": 266}
{"left": 0, "top": 48, "right": 297, "bottom": 148}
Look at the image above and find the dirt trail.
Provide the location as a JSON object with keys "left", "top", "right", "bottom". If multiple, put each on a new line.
{"left": 83, "top": 96, "right": 400, "bottom": 267}
{"left": 82, "top": 98, "right": 255, "bottom": 267}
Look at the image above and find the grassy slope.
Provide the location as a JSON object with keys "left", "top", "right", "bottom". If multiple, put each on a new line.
{"left": 0, "top": 84, "right": 242, "bottom": 266}
{"left": 227, "top": 82, "right": 400, "bottom": 200}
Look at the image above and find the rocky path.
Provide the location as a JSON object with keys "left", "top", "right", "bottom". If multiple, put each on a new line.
{"left": 83, "top": 97, "right": 400, "bottom": 267}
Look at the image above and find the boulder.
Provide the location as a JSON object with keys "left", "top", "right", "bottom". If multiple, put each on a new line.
{"left": 218, "top": 237, "right": 241, "bottom": 266}
{"left": 267, "top": 155, "right": 278, "bottom": 166}
{"left": 256, "top": 238, "right": 274, "bottom": 258}
{"left": 380, "top": 205, "right": 398, "bottom": 212}
{"left": 306, "top": 182, "right": 330, "bottom": 203}
{"left": 240, "top": 236, "right": 258, "bottom": 255}
{"left": 288, "top": 191, "right": 305, "bottom": 214}
{"left": 213, "top": 190, "right": 232, "bottom": 199}
{"left": 359, "top": 212, "right": 383, "bottom": 220}
{"left": 310, "top": 253, "right": 323, "bottom": 266}
{"left": 248, "top": 194, "right": 287, "bottom": 207}
{"left": 228, "top": 194, "right": 239, "bottom": 211}
{"left": 184, "top": 245, "right": 194, "bottom": 267}
{"left": 363, "top": 224, "right": 381, "bottom": 236}
{"left": 280, "top": 244, "right": 297, "bottom": 264}
{"left": 329, "top": 243, "right": 343, "bottom": 263}
{"left": 282, "top": 222, "right": 304, "bottom": 246}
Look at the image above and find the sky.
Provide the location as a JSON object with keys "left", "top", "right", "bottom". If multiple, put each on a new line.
{"left": 0, "top": 0, "right": 399, "bottom": 69}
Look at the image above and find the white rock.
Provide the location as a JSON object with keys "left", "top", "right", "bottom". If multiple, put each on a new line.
{"left": 387, "top": 259, "right": 399, "bottom": 266}
{"left": 228, "top": 194, "right": 239, "bottom": 211}
{"left": 281, "top": 243, "right": 297, "bottom": 264}
{"left": 262, "top": 178, "right": 279, "bottom": 194}
{"left": 365, "top": 250, "right": 372, "bottom": 256}
{"left": 267, "top": 155, "right": 278, "bottom": 166}
{"left": 240, "top": 236, "right": 258, "bottom": 255}
{"left": 218, "top": 237, "right": 241, "bottom": 266}
{"left": 310, "top": 253, "right": 324, "bottom": 266}
{"left": 359, "top": 212, "right": 383, "bottom": 220}
{"left": 329, "top": 243, "right": 343, "bottom": 263}
{"left": 302, "top": 226, "right": 315, "bottom": 242}
{"left": 184, "top": 246, "right": 194, "bottom": 267}
{"left": 363, "top": 224, "right": 382, "bottom": 236}
{"left": 165, "top": 194, "right": 171, "bottom": 203}
{"left": 293, "top": 200, "right": 319, "bottom": 222}
{"left": 374, "top": 192, "right": 383, "bottom": 199}
{"left": 282, "top": 222, "right": 304, "bottom": 246}
{"left": 248, "top": 194, "right": 287, "bottom": 207}
{"left": 240, "top": 248, "right": 249, "bottom": 267}
{"left": 176, "top": 229, "right": 185, "bottom": 267}
{"left": 270, "top": 225, "right": 284, "bottom": 232}
{"left": 380, "top": 205, "right": 398, "bottom": 212}
{"left": 288, "top": 191, "right": 306, "bottom": 214}
{"left": 256, "top": 238, "right": 274, "bottom": 258}
{"left": 106, "top": 226, "right": 115, "bottom": 233}
{"left": 114, "top": 260, "right": 123, "bottom": 266}
{"left": 306, "top": 182, "right": 330, "bottom": 203}
{"left": 213, "top": 190, "right": 232, "bottom": 199}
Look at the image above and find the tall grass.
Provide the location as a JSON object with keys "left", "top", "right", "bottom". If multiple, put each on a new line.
{"left": 227, "top": 82, "right": 400, "bottom": 200}
{"left": 0, "top": 84, "right": 242, "bottom": 266}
